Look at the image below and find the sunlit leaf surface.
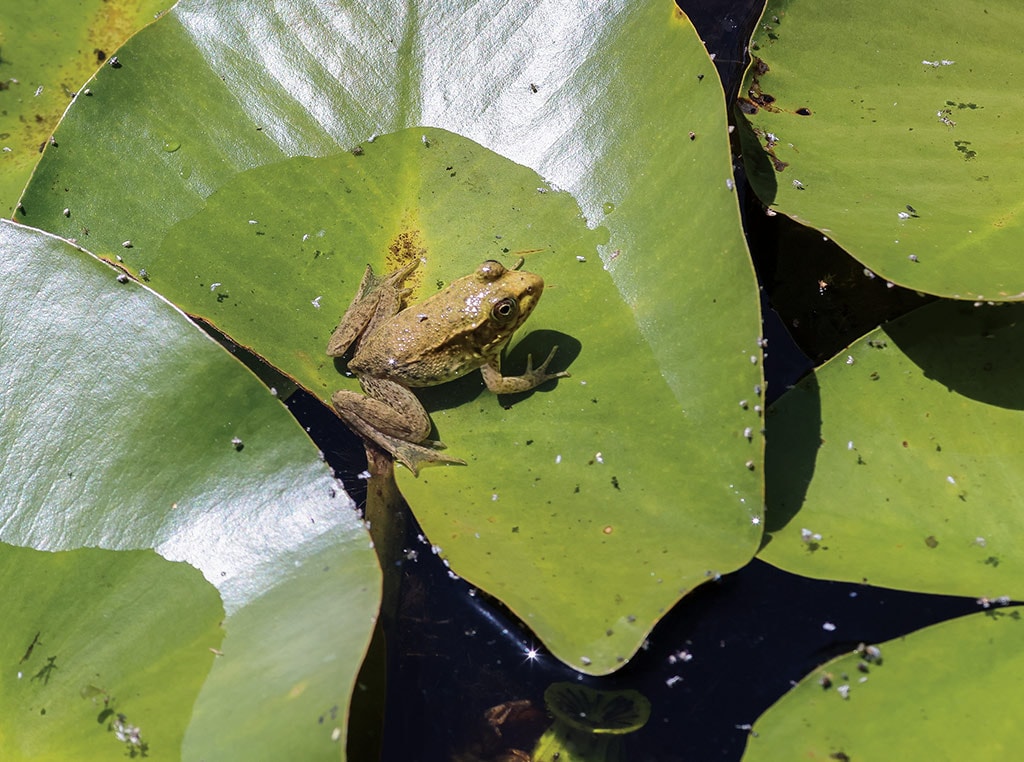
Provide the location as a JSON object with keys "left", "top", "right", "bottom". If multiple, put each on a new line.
{"left": 15, "top": 0, "right": 761, "bottom": 674}
{"left": 0, "top": 0, "right": 168, "bottom": 214}
{"left": 0, "top": 544, "right": 222, "bottom": 760}
{"left": 0, "top": 221, "right": 380, "bottom": 759}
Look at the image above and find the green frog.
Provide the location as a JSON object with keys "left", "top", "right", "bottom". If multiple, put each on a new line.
{"left": 327, "top": 258, "right": 569, "bottom": 474}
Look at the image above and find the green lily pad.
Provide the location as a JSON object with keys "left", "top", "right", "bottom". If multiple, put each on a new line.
{"left": 15, "top": 0, "right": 762, "bottom": 675}
{"left": 763, "top": 299, "right": 1024, "bottom": 600}
{"left": 737, "top": 0, "right": 1024, "bottom": 300}
{"left": 0, "top": 544, "right": 221, "bottom": 759}
{"left": 0, "top": 220, "right": 381, "bottom": 759}
{"left": 741, "top": 609, "right": 1024, "bottom": 761}
{"left": 0, "top": 0, "right": 168, "bottom": 214}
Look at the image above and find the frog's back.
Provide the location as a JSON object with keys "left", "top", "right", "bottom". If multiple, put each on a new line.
{"left": 350, "top": 304, "right": 493, "bottom": 387}
{"left": 349, "top": 262, "right": 543, "bottom": 388}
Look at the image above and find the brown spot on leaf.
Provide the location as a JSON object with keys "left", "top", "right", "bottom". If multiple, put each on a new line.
{"left": 737, "top": 98, "right": 759, "bottom": 115}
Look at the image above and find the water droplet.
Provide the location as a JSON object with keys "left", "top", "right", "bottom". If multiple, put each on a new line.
{"left": 603, "top": 202, "right": 615, "bottom": 215}
{"left": 162, "top": 139, "right": 180, "bottom": 153}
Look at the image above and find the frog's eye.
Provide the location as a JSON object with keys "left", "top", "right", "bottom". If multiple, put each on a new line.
{"left": 491, "top": 297, "right": 519, "bottom": 322}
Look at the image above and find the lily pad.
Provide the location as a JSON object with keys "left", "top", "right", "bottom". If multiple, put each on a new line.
{"left": 763, "top": 299, "right": 1024, "bottom": 600}
{"left": 0, "top": 544, "right": 221, "bottom": 759}
{"left": 0, "top": 0, "right": 168, "bottom": 214}
{"left": 741, "top": 609, "right": 1024, "bottom": 761}
{"left": 0, "top": 220, "right": 381, "bottom": 759}
{"left": 737, "top": 0, "right": 1024, "bottom": 300}
{"left": 15, "top": 0, "right": 762, "bottom": 674}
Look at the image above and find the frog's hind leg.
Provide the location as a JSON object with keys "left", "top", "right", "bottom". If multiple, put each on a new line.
{"left": 327, "top": 259, "right": 420, "bottom": 357}
{"left": 331, "top": 383, "right": 464, "bottom": 475}
{"left": 332, "top": 386, "right": 431, "bottom": 443}
{"left": 360, "top": 427, "right": 466, "bottom": 477}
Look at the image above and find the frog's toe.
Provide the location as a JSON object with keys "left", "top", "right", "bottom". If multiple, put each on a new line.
{"left": 527, "top": 346, "right": 571, "bottom": 382}
{"left": 355, "top": 426, "right": 464, "bottom": 476}
{"left": 395, "top": 446, "right": 468, "bottom": 475}
{"left": 391, "top": 439, "right": 466, "bottom": 476}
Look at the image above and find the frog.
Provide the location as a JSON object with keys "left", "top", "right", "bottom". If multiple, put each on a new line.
{"left": 327, "top": 258, "right": 569, "bottom": 475}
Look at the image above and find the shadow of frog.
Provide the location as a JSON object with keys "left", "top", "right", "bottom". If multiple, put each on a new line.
{"left": 416, "top": 329, "right": 580, "bottom": 414}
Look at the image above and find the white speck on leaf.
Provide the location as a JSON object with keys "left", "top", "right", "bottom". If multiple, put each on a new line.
{"left": 801, "top": 527, "right": 823, "bottom": 543}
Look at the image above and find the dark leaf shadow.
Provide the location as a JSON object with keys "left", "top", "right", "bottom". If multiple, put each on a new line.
{"left": 763, "top": 372, "right": 822, "bottom": 543}
{"left": 884, "top": 301, "right": 1024, "bottom": 411}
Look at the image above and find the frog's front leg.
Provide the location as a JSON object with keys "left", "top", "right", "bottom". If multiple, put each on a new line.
{"left": 480, "top": 345, "right": 570, "bottom": 394}
{"left": 331, "top": 377, "right": 466, "bottom": 475}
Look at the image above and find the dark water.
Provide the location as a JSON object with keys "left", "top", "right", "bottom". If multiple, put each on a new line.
{"left": 277, "top": 1, "right": 973, "bottom": 759}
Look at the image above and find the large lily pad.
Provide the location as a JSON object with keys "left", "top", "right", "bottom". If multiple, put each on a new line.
{"left": 737, "top": 0, "right": 1024, "bottom": 300}
{"left": 741, "top": 609, "right": 1024, "bottom": 761}
{"left": 15, "top": 0, "right": 762, "bottom": 674}
{"left": 763, "top": 299, "right": 1024, "bottom": 600}
{"left": 0, "top": 220, "right": 381, "bottom": 759}
{"left": 0, "top": 544, "right": 221, "bottom": 759}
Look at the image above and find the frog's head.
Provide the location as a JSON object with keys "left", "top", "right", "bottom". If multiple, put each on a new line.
{"left": 469, "top": 259, "right": 545, "bottom": 356}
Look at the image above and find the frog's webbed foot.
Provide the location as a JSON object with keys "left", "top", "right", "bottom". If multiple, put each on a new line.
{"left": 331, "top": 387, "right": 465, "bottom": 477}
{"left": 348, "top": 420, "right": 465, "bottom": 476}
{"left": 525, "top": 345, "right": 572, "bottom": 384}
{"left": 374, "top": 431, "right": 467, "bottom": 477}
{"left": 481, "top": 345, "right": 571, "bottom": 394}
